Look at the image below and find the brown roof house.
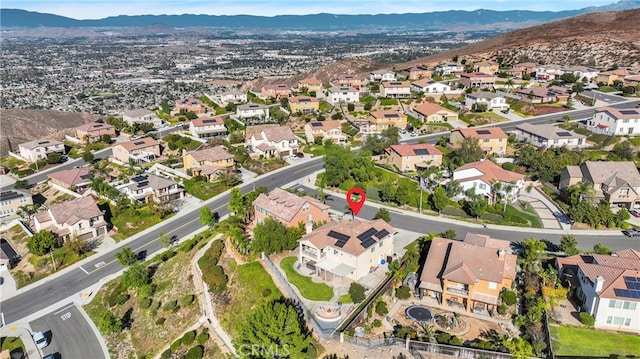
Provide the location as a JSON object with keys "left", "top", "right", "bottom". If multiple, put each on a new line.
{"left": 453, "top": 159, "right": 525, "bottom": 203}
{"left": 34, "top": 197, "right": 107, "bottom": 241}
{"left": 117, "top": 173, "right": 184, "bottom": 204}
{"left": 18, "top": 138, "right": 66, "bottom": 163}
{"left": 173, "top": 98, "right": 208, "bottom": 115}
{"left": 189, "top": 116, "right": 228, "bottom": 139}
{"left": 304, "top": 120, "right": 347, "bottom": 145}
{"left": 449, "top": 127, "right": 508, "bottom": 156}
{"left": 299, "top": 219, "right": 395, "bottom": 281}
{"left": 75, "top": 122, "right": 116, "bottom": 143}
{"left": 403, "top": 66, "right": 431, "bottom": 80}
{"left": 513, "top": 123, "right": 588, "bottom": 149}
{"left": 112, "top": 137, "right": 162, "bottom": 163}
{"left": 418, "top": 233, "right": 517, "bottom": 311}
{"left": 459, "top": 72, "right": 496, "bottom": 88}
{"left": 366, "top": 110, "right": 407, "bottom": 133}
{"left": 556, "top": 249, "right": 640, "bottom": 333}
{"left": 48, "top": 167, "right": 92, "bottom": 191}
{"left": 252, "top": 187, "right": 330, "bottom": 228}
{"left": 297, "top": 78, "right": 323, "bottom": 93}
{"left": 261, "top": 84, "right": 291, "bottom": 99}
{"left": 183, "top": 146, "right": 235, "bottom": 181}
{"left": 413, "top": 102, "right": 458, "bottom": 123}
{"left": 384, "top": 144, "right": 443, "bottom": 172}
{"left": 247, "top": 126, "right": 299, "bottom": 158}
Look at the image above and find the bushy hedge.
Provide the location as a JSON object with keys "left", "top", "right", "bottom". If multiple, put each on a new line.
{"left": 198, "top": 240, "right": 228, "bottom": 292}
{"left": 441, "top": 205, "right": 469, "bottom": 217}
{"left": 480, "top": 212, "right": 504, "bottom": 222}
{"left": 156, "top": 317, "right": 166, "bottom": 326}
{"left": 180, "top": 294, "right": 195, "bottom": 307}
{"left": 185, "top": 345, "right": 204, "bottom": 359}
{"left": 182, "top": 330, "right": 196, "bottom": 345}
{"left": 160, "top": 349, "right": 171, "bottom": 359}
{"left": 502, "top": 162, "right": 517, "bottom": 171}
{"left": 500, "top": 290, "right": 518, "bottom": 305}
{"left": 196, "top": 331, "right": 209, "bottom": 345}
{"left": 579, "top": 312, "right": 595, "bottom": 327}
{"left": 162, "top": 300, "right": 178, "bottom": 311}
{"left": 108, "top": 284, "right": 130, "bottom": 307}
{"left": 138, "top": 298, "right": 152, "bottom": 309}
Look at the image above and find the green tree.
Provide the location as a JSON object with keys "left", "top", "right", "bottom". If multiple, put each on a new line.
{"left": 593, "top": 243, "right": 612, "bottom": 255}
{"left": 505, "top": 337, "right": 534, "bottom": 359}
{"left": 14, "top": 179, "right": 29, "bottom": 189}
{"left": 431, "top": 186, "right": 449, "bottom": 213}
{"left": 440, "top": 229, "right": 456, "bottom": 239}
{"left": 395, "top": 286, "right": 411, "bottom": 299}
{"left": 121, "top": 263, "right": 149, "bottom": 289}
{"left": 251, "top": 217, "right": 303, "bottom": 254}
{"left": 522, "top": 238, "right": 547, "bottom": 272}
{"left": 466, "top": 197, "right": 488, "bottom": 218}
{"left": 347, "top": 103, "right": 355, "bottom": 111}
{"left": 64, "top": 235, "right": 87, "bottom": 255}
{"left": 97, "top": 310, "right": 121, "bottom": 334}
{"left": 559, "top": 234, "right": 580, "bottom": 255}
{"left": 375, "top": 300, "right": 389, "bottom": 316}
{"left": 46, "top": 152, "right": 63, "bottom": 164}
{"left": 572, "top": 82, "right": 584, "bottom": 93}
{"left": 82, "top": 151, "right": 94, "bottom": 163}
{"left": 455, "top": 138, "right": 483, "bottom": 164}
{"left": 27, "top": 230, "right": 57, "bottom": 255}
{"left": 115, "top": 247, "right": 138, "bottom": 266}
{"left": 611, "top": 141, "right": 634, "bottom": 160}
{"left": 446, "top": 180, "right": 463, "bottom": 197}
{"left": 199, "top": 207, "right": 215, "bottom": 226}
{"left": 233, "top": 300, "right": 312, "bottom": 358}
{"left": 349, "top": 282, "right": 366, "bottom": 304}
{"left": 374, "top": 208, "right": 391, "bottom": 223}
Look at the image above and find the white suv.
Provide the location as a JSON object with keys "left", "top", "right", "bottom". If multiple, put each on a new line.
{"left": 33, "top": 331, "right": 48, "bottom": 349}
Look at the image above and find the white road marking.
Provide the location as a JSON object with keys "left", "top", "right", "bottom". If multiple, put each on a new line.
{"left": 54, "top": 303, "right": 75, "bottom": 315}
{"left": 79, "top": 266, "right": 89, "bottom": 274}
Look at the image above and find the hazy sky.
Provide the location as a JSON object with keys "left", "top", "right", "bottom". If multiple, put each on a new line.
{"left": 3, "top": 0, "right": 618, "bottom": 19}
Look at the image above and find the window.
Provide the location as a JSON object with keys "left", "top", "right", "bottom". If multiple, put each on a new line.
{"left": 306, "top": 215, "right": 312, "bottom": 221}
{"left": 379, "top": 241, "right": 383, "bottom": 247}
{"left": 483, "top": 139, "right": 490, "bottom": 143}
{"left": 488, "top": 282, "right": 497, "bottom": 289}
{"left": 479, "top": 183, "right": 486, "bottom": 190}
{"left": 620, "top": 188, "right": 629, "bottom": 196}
{"left": 371, "top": 246, "right": 376, "bottom": 253}
{"left": 623, "top": 301, "right": 637, "bottom": 310}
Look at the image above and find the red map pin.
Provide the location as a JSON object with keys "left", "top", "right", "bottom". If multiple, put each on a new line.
{"left": 346, "top": 187, "right": 366, "bottom": 216}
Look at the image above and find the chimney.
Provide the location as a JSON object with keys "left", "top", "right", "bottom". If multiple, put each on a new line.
{"left": 305, "top": 222, "right": 313, "bottom": 235}
{"left": 498, "top": 249, "right": 506, "bottom": 260}
{"left": 594, "top": 275, "right": 605, "bottom": 292}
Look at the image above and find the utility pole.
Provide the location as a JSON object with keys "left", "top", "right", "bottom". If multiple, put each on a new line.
{"left": 50, "top": 247, "right": 57, "bottom": 272}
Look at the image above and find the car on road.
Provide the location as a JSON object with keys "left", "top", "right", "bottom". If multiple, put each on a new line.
{"left": 33, "top": 331, "right": 48, "bottom": 349}
{"left": 623, "top": 228, "right": 640, "bottom": 237}
{"left": 170, "top": 235, "right": 178, "bottom": 247}
{"left": 630, "top": 209, "right": 640, "bottom": 218}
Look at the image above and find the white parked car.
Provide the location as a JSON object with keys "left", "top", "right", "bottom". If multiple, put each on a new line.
{"left": 33, "top": 331, "right": 48, "bottom": 349}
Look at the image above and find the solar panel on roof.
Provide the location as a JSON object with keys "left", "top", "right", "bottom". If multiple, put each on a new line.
{"left": 375, "top": 229, "right": 390, "bottom": 239}
{"left": 202, "top": 119, "right": 217, "bottom": 124}
{"left": 361, "top": 238, "right": 377, "bottom": 249}
{"left": 335, "top": 238, "right": 348, "bottom": 248}
{"left": 134, "top": 141, "right": 145, "bottom": 145}
{"left": 614, "top": 288, "right": 640, "bottom": 299}
{"left": 413, "top": 149, "right": 430, "bottom": 155}
{"left": 619, "top": 110, "right": 638, "bottom": 115}
{"left": 328, "top": 230, "right": 350, "bottom": 242}
{"left": 358, "top": 228, "right": 378, "bottom": 241}
{"left": 476, "top": 130, "right": 491, "bottom": 135}
{"left": 311, "top": 122, "right": 323, "bottom": 127}
{"left": 556, "top": 132, "right": 572, "bottom": 137}
{"left": 384, "top": 114, "right": 399, "bottom": 118}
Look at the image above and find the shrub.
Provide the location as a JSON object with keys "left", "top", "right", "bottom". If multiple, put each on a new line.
{"left": 172, "top": 305, "right": 181, "bottom": 313}
{"left": 502, "top": 162, "right": 517, "bottom": 171}
{"left": 162, "top": 300, "right": 178, "bottom": 311}
{"left": 373, "top": 319, "right": 382, "bottom": 327}
{"left": 437, "top": 332, "right": 451, "bottom": 344}
{"left": 156, "top": 317, "right": 166, "bottom": 326}
{"left": 170, "top": 339, "right": 182, "bottom": 351}
{"left": 196, "top": 331, "right": 209, "bottom": 345}
{"left": 182, "top": 330, "right": 197, "bottom": 345}
{"left": 262, "top": 288, "right": 272, "bottom": 297}
{"left": 138, "top": 298, "right": 152, "bottom": 309}
{"left": 579, "top": 312, "right": 595, "bottom": 327}
{"left": 108, "top": 292, "right": 130, "bottom": 307}
{"left": 160, "top": 349, "right": 172, "bottom": 359}
{"left": 160, "top": 251, "right": 176, "bottom": 262}
{"left": 480, "top": 212, "right": 503, "bottom": 222}
{"left": 498, "top": 304, "right": 507, "bottom": 315}
{"left": 441, "top": 206, "right": 469, "bottom": 217}
{"left": 139, "top": 284, "right": 155, "bottom": 298}
{"left": 150, "top": 300, "right": 161, "bottom": 312}
{"left": 180, "top": 294, "right": 195, "bottom": 307}
{"left": 395, "top": 286, "right": 411, "bottom": 300}
{"left": 375, "top": 301, "right": 388, "bottom": 316}
{"left": 185, "top": 345, "right": 204, "bottom": 359}
{"left": 500, "top": 290, "right": 518, "bottom": 305}
{"left": 349, "top": 282, "right": 366, "bottom": 304}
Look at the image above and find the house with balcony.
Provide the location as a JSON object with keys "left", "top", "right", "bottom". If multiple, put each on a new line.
{"left": 48, "top": 167, "right": 92, "bottom": 192}
{"left": 112, "top": 137, "right": 161, "bottom": 163}
{"left": 380, "top": 81, "right": 411, "bottom": 98}
{"left": 299, "top": 219, "right": 395, "bottom": 282}
{"left": 464, "top": 92, "right": 509, "bottom": 111}
{"left": 559, "top": 161, "right": 640, "bottom": 209}
{"left": 18, "top": 138, "right": 66, "bottom": 163}
{"left": 327, "top": 86, "right": 359, "bottom": 105}
{"left": 403, "top": 66, "right": 431, "bottom": 80}
{"left": 556, "top": 249, "right": 640, "bottom": 333}
{"left": 253, "top": 187, "right": 330, "bottom": 228}
{"left": 237, "top": 103, "right": 270, "bottom": 123}
{"left": 261, "top": 84, "right": 291, "bottom": 100}
{"left": 473, "top": 60, "right": 499, "bottom": 74}
{"left": 450, "top": 127, "right": 508, "bottom": 155}
{"left": 384, "top": 144, "right": 443, "bottom": 172}
{"left": 509, "top": 62, "right": 537, "bottom": 77}
{"left": 173, "top": 98, "right": 208, "bottom": 115}
{"left": 411, "top": 78, "right": 452, "bottom": 94}
{"left": 459, "top": 72, "right": 496, "bottom": 89}
{"left": 289, "top": 96, "right": 319, "bottom": 113}
{"left": 434, "top": 63, "right": 464, "bottom": 76}
{"left": 453, "top": 160, "right": 525, "bottom": 203}
{"left": 189, "top": 116, "right": 228, "bottom": 139}
{"left": 369, "top": 69, "right": 397, "bottom": 82}
{"left": 334, "top": 75, "right": 364, "bottom": 90}
{"left": 248, "top": 125, "right": 299, "bottom": 157}
{"left": 513, "top": 123, "right": 588, "bottom": 149}
{"left": 413, "top": 102, "right": 458, "bottom": 123}
{"left": 183, "top": 146, "right": 235, "bottom": 181}
{"left": 418, "top": 233, "right": 517, "bottom": 311}
{"left": 366, "top": 110, "right": 407, "bottom": 133}
{"left": 304, "top": 120, "right": 347, "bottom": 145}
{"left": 587, "top": 107, "right": 640, "bottom": 136}
{"left": 34, "top": 196, "right": 107, "bottom": 241}
{"left": 118, "top": 173, "right": 184, "bottom": 204}
{"left": 122, "top": 109, "right": 163, "bottom": 128}
{"left": 0, "top": 190, "right": 33, "bottom": 219}
{"left": 297, "top": 78, "right": 323, "bottom": 93}
{"left": 75, "top": 122, "right": 116, "bottom": 143}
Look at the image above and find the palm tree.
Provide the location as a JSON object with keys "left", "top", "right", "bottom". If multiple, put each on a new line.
{"left": 502, "top": 183, "right": 515, "bottom": 212}
{"left": 505, "top": 78, "right": 515, "bottom": 91}
{"left": 492, "top": 182, "right": 502, "bottom": 205}
{"left": 418, "top": 323, "right": 437, "bottom": 343}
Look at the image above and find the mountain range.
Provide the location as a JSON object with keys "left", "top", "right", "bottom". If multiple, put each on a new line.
{"left": 2, "top": 0, "right": 640, "bottom": 31}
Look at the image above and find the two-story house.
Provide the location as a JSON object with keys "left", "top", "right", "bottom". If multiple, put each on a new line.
{"left": 596, "top": 69, "right": 639, "bottom": 86}
{"left": 464, "top": 92, "right": 509, "bottom": 111}
{"left": 215, "top": 90, "right": 247, "bottom": 105}
{"left": 587, "top": 107, "right": 640, "bottom": 137}
{"left": 459, "top": 72, "right": 496, "bottom": 89}
{"left": 380, "top": 81, "right": 411, "bottom": 98}
{"left": 411, "top": 78, "right": 452, "bottom": 94}
{"left": 418, "top": 233, "right": 517, "bottom": 312}
{"left": 183, "top": 146, "right": 235, "bottom": 181}
{"left": 434, "top": 63, "right": 464, "bottom": 76}
{"left": 299, "top": 219, "right": 395, "bottom": 282}
{"left": 449, "top": 127, "right": 508, "bottom": 155}
{"left": 369, "top": 69, "right": 397, "bottom": 82}
{"left": 236, "top": 103, "right": 270, "bottom": 121}
{"left": 253, "top": 187, "right": 330, "bottom": 228}
{"left": 559, "top": 161, "right": 640, "bottom": 209}
{"left": 334, "top": 75, "right": 363, "bottom": 90}
{"left": 173, "top": 98, "right": 208, "bottom": 115}
{"left": 403, "top": 66, "right": 431, "bottom": 80}
{"left": 75, "top": 122, "right": 116, "bottom": 143}
{"left": 261, "top": 84, "right": 291, "bottom": 100}
{"left": 122, "top": 109, "right": 163, "bottom": 128}
{"left": 112, "top": 137, "right": 162, "bottom": 163}
{"left": 327, "top": 86, "right": 359, "bottom": 105}
{"left": 248, "top": 126, "right": 299, "bottom": 157}
{"left": 513, "top": 123, "right": 588, "bottom": 149}
{"left": 516, "top": 86, "right": 564, "bottom": 104}
{"left": 48, "top": 167, "right": 92, "bottom": 192}
{"left": 297, "top": 78, "right": 323, "bottom": 93}
{"left": 0, "top": 190, "right": 33, "bottom": 219}
{"left": 509, "top": 62, "right": 537, "bottom": 77}
{"left": 385, "top": 144, "right": 443, "bottom": 172}
{"left": 366, "top": 110, "right": 407, "bottom": 133}
{"left": 118, "top": 173, "right": 184, "bottom": 204}
{"left": 189, "top": 116, "right": 228, "bottom": 139}
{"left": 18, "top": 138, "right": 66, "bottom": 163}
{"left": 453, "top": 160, "right": 525, "bottom": 202}
{"left": 413, "top": 102, "right": 458, "bottom": 123}
{"left": 556, "top": 249, "right": 640, "bottom": 333}
{"left": 304, "top": 120, "right": 347, "bottom": 145}
{"left": 34, "top": 196, "right": 107, "bottom": 241}
{"left": 289, "top": 96, "right": 319, "bottom": 113}
{"left": 473, "top": 60, "right": 499, "bottom": 74}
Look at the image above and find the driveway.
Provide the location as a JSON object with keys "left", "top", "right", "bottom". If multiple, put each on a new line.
{"left": 517, "top": 183, "right": 570, "bottom": 230}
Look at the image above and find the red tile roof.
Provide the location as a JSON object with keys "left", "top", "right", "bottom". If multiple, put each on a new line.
{"left": 452, "top": 127, "right": 507, "bottom": 139}
{"left": 454, "top": 160, "right": 524, "bottom": 184}
{"left": 190, "top": 116, "right": 225, "bottom": 127}
{"left": 388, "top": 144, "right": 442, "bottom": 157}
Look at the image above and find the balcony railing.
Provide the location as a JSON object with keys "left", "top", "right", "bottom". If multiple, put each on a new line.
{"left": 302, "top": 249, "right": 318, "bottom": 259}
{"left": 446, "top": 287, "right": 469, "bottom": 296}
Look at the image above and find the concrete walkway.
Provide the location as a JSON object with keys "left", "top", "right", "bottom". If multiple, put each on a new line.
{"left": 518, "top": 182, "right": 571, "bottom": 230}
{"left": 0, "top": 323, "right": 40, "bottom": 359}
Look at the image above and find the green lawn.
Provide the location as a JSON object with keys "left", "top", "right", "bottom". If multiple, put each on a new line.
{"left": 379, "top": 98, "right": 398, "bottom": 106}
{"left": 1, "top": 337, "right": 25, "bottom": 357}
{"left": 338, "top": 293, "right": 353, "bottom": 304}
{"left": 627, "top": 137, "right": 640, "bottom": 146}
{"left": 503, "top": 204, "right": 542, "bottom": 228}
{"left": 319, "top": 100, "right": 333, "bottom": 112}
{"left": 280, "top": 256, "right": 333, "bottom": 301}
{"left": 183, "top": 179, "right": 231, "bottom": 200}
{"left": 549, "top": 325, "right": 640, "bottom": 357}
{"left": 598, "top": 86, "right": 618, "bottom": 93}
{"left": 109, "top": 204, "right": 171, "bottom": 241}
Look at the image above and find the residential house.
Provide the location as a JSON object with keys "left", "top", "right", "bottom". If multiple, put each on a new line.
{"left": 236, "top": 103, "right": 270, "bottom": 121}
{"left": 559, "top": 161, "right": 640, "bottom": 209}
{"left": 434, "top": 63, "right": 464, "bottom": 76}
{"left": 215, "top": 90, "right": 247, "bottom": 105}
{"left": 261, "top": 84, "right": 291, "bottom": 99}
{"left": 253, "top": 187, "right": 330, "bottom": 228}
{"left": 304, "top": 120, "right": 347, "bottom": 145}
{"left": 380, "top": 81, "right": 412, "bottom": 98}
{"left": 418, "top": 233, "right": 517, "bottom": 311}
{"left": 298, "top": 219, "right": 395, "bottom": 282}
{"left": 516, "top": 86, "right": 570, "bottom": 104}
{"left": 0, "top": 190, "right": 33, "bottom": 219}
{"left": 183, "top": 146, "right": 235, "bottom": 181}
{"left": 122, "top": 109, "right": 163, "bottom": 128}
{"left": 537, "top": 64, "right": 599, "bottom": 82}
{"left": 464, "top": 92, "right": 509, "bottom": 111}
{"left": 297, "top": 78, "right": 323, "bottom": 93}
{"left": 369, "top": 69, "right": 397, "bottom": 82}
{"left": 327, "top": 86, "right": 359, "bottom": 105}
{"left": 459, "top": 72, "right": 496, "bottom": 88}
{"left": 624, "top": 74, "right": 640, "bottom": 88}
{"left": 48, "top": 167, "right": 92, "bottom": 191}
{"left": 173, "top": 98, "right": 208, "bottom": 115}
{"left": 75, "top": 122, "right": 116, "bottom": 143}
{"left": 413, "top": 102, "right": 458, "bottom": 123}
{"left": 556, "top": 249, "right": 640, "bottom": 333}
{"left": 587, "top": 107, "right": 640, "bottom": 136}
{"left": 411, "top": 78, "right": 452, "bottom": 94}
{"left": 334, "top": 75, "right": 363, "bottom": 90}
{"left": 509, "top": 62, "right": 537, "bottom": 77}
{"left": 118, "top": 173, "right": 184, "bottom": 204}
{"left": 289, "top": 96, "right": 319, "bottom": 114}
{"left": 34, "top": 196, "right": 107, "bottom": 241}
{"left": 366, "top": 110, "right": 407, "bottom": 132}
{"left": 248, "top": 126, "right": 299, "bottom": 157}
{"left": 112, "top": 137, "right": 162, "bottom": 163}
{"left": 189, "top": 116, "right": 228, "bottom": 139}
{"left": 596, "top": 69, "right": 639, "bottom": 86}
{"left": 449, "top": 127, "right": 508, "bottom": 155}
{"left": 473, "top": 60, "right": 499, "bottom": 74}
{"left": 403, "top": 66, "right": 431, "bottom": 80}
{"left": 453, "top": 160, "right": 525, "bottom": 202}
{"left": 513, "top": 123, "right": 588, "bottom": 149}
{"left": 18, "top": 138, "right": 66, "bottom": 163}
{"left": 385, "top": 144, "right": 443, "bottom": 172}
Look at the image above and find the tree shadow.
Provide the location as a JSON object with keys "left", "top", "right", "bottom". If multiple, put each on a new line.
{"left": 121, "top": 307, "right": 134, "bottom": 330}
